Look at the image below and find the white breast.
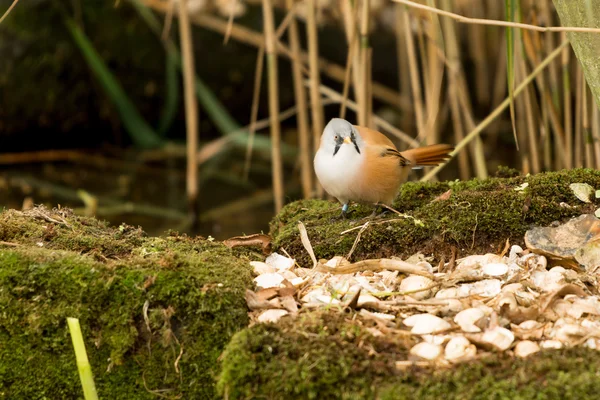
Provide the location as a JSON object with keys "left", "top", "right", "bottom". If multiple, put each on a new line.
{"left": 314, "top": 144, "right": 364, "bottom": 205}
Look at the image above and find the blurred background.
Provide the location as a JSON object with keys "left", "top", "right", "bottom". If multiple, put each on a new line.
{"left": 0, "top": 0, "right": 597, "bottom": 239}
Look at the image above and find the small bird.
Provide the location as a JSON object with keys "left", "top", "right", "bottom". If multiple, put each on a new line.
{"left": 314, "top": 118, "right": 454, "bottom": 218}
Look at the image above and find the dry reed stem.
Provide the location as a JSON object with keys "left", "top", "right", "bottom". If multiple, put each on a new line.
{"left": 161, "top": 0, "right": 175, "bottom": 41}
{"left": 339, "top": 2, "right": 360, "bottom": 121}
{"left": 583, "top": 83, "right": 593, "bottom": 168}
{"left": 242, "top": 46, "right": 265, "bottom": 180}
{"left": 178, "top": 0, "right": 199, "bottom": 214}
{"left": 421, "top": 40, "right": 570, "bottom": 181}
{"left": 0, "top": 0, "right": 20, "bottom": 24}
{"left": 340, "top": 0, "right": 365, "bottom": 121}
{"left": 575, "top": 65, "right": 583, "bottom": 168}
{"left": 562, "top": 31, "right": 573, "bottom": 169}
{"left": 440, "top": 0, "right": 470, "bottom": 180}
{"left": 516, "top": 41, "right": 541, "bottom": 173}
{"left": 395, "top": 4, "right": 412, "bottom": 127}
{"left": 424, "top": 0, "right": 444, "bottom": 146}
{"left": 286, "top": 0, "right": 313, "bottom": 199}
{"left": 359, "top": 0, "right": 371, "bottom": 127}
{"left": 402, "top": 6, "right": 426, "bottom": 138}
{"left": 306, "top": 0, "right": 325, "bottom": 196}
{"left": 394, "top": 0, "right": 600, "bottom": 33}
{"left": 593, "top": 105, "right": 600, "bottom": 170}
{"left": 262, "top": 0, "right": 284, "bottom": 212}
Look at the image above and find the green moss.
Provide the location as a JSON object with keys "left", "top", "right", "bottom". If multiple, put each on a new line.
{"left": 218, "top": 311, "right": 600, "bottom": 399}
{"left": 0, "top": 207, "right": 253, "bottom": 399}
{"left": 271, "top": 169, "right": 600, "bottom": 266}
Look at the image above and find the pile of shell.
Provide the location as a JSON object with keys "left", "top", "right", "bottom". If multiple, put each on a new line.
{"left": 245, "top": 213, "right": 600, "bottom": 366}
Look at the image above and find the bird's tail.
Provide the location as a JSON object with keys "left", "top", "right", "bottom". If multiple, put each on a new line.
{"left": 404, "top": 144, "right": 454, "bottom": 166}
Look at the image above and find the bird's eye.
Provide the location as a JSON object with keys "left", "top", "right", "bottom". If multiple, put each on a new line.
{"left": 334, "top": 135, "right": 338, "bottom": 140}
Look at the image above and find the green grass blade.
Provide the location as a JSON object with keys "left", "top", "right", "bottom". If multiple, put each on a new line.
{"left": 64, "top": 17, "right": 163, "bottom": 149}
{"left": 67, "top": 318, "right": 99, "bottom": 400}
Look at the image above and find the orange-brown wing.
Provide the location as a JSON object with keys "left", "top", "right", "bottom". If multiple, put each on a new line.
{"left": 353, "top": 125, "right": 410, "bottom": 166}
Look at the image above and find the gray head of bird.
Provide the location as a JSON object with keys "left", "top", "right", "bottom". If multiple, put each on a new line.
{"left": 320, "top": 118, "right": 364, "bottom": 156}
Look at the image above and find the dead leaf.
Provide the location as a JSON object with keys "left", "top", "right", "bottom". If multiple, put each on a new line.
{"left": 223, "top": 233, "right": 272, "bottom": 255}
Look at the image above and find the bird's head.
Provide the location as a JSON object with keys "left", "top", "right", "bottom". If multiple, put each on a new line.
{"left": 320, "top": 118, "right": 363, "bottom": 156}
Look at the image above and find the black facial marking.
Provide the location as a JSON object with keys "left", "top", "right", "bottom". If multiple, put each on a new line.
{"left": 333, "top": 144, "right": 341, "bottom": 156}
{"left": 350, "top": 130, "right": 360, "bottom": 154}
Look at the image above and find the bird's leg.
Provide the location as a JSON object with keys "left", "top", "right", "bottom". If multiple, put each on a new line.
{"left": 332, "top": 203, "right": 354, "bottom": 220}
{"left": 369, "top": 203, "right": 391, "bottom": 218}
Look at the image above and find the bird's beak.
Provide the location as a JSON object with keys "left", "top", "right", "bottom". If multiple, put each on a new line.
{"left": 343, "top": 136, "right": 352, "bottom": 144}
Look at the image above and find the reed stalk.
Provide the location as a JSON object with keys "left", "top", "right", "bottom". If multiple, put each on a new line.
{"left": 178, "top": 0, "right": 199, "bottom": 219}
{"left": 286, "top": 0, "right": 312, "bottom": 199}
{"left": 402, "top": 6, "right": 426, "bottom": 138}
{"left": 306, "top": 0, "right": 325, "bottom": 196}
{"left": 262, "top": 0, "right": 284, "bottom": 212}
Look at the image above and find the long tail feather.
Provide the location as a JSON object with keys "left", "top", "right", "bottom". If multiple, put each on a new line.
{"left": 402, "top": 144, "right": 454, "bottom": 166}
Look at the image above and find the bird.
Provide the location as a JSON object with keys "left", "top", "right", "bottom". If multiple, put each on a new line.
{"left": 314, "top": 118, "right": 454, "bottom": 218}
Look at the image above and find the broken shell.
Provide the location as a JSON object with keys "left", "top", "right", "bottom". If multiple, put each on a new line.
{"left": 359, "top": 309, "right": 395, "bottom": 321}
{"left": 257, "top": 309, "right": 289, "bottom": 323}
{"left": 404, "top": 313, "right": 452, "bottom": 334}
{"left": 281, "top": 270, "right": 298, "bottom": 281}
{"left": 509, "top": 245, "right": 524, "bottom": 261}
{"left": 254, "top": 273, "right": 285, "bottom": 289}
{"left": 445, "top": 336, "right": 476, "bottom": 362}
{"left": 454, "top": 308, "right": 486, "bottom": 333}
{"left": 481, "top": 327, "right": 514, "bottom": 351}
{"left": 290, "top": 277, "right": 309, "bottom": 288}
{"left": 399, "top": 275, "right": 434, "bottom": 300}
{"left": 482, "top": 263, "right": 509, "bottom": 277}
{"left": 540, "top": 340, "right": 563, "bottom": 349}
{"left": 511, "top": 320, "right": 545, "bottom": 340}
{"left": 265, "top": 252, "right": 295, "bottom": 271}
{"left": 250, "top": 261, "right": 276, "bottom": 275}
{"left": 356, "top": 294, "right": 382, "bottom": 308}
{"left": 410, "top": 342, "right": 442, "bottom": 360}
{"left": 570, "top": 182, "right": 595, "bottom": 203}
{"left": 514, "top": 340, "right": 540, "bottom": 358}
{"left": 530, "top": 269, "right": 565, "bottom": 292}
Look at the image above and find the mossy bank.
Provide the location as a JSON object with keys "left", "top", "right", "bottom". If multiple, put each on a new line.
{"left": 270, "top": 168, "right": 600, "bottom": 266}
{"left": 0, "top": 207, "right": 253, "bottom": 399}
{"left": 218, "top": 311, "right": 600, "bottom": 399}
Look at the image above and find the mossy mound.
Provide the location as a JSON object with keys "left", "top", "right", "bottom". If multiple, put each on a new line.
{"left": 0, "top": 206, "right": 253, "bottom": 399}
{"left": 270, "top": 168, "right": 600, "bottom": 266}
{"left": 217, "top": 310, "right": 600, "bottom": 399}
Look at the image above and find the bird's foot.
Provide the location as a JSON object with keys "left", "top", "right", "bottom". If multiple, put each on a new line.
{"left": 331, "top": 204, "right": 354, "bottom": 221}
{"left": 367, "top": 203, "right": 395, "bottom": 219}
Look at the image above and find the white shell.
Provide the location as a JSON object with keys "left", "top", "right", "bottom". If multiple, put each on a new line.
{"left": 257, "top": 309, "right": 289, "bottom": 323}
{"left": 454, "top": 308, "right": 486, "bottom": 333}
{"left": 514, "top": 340, "right": 540, "bottom": 358}
{"left": 399, "top": 275, "right": 434, "bottom": 300}
{"left": 540, "top": 340, "right": 563, "bottom": 349}
{"left": 530, "top": 269, "right": 565, "bottom": 292}
{"left": 445, "top": 336, "right": 476, "bottom": 361}
{"left": 254, "top": 273, "right": 284, "bottom": 289}
{"left": 570, "top": 182, "right": 594, "bottom": 203}
{"left": 482, "top": 327, "right": 515, "bottom": 351}
{"left": 250, "top": 261, "right": 276, "bottom": 275}
{"left": 266, "top": 252, "right": 295, "bottom": 271}
{"left": 410, "top": 342, "right": 442, "bottom": 360}
{"left": 482, "top": 263, "right": 509, "bottom": 277}
{"left": 404, "top": 313, "right": 452, "bottom": 334}
{"left": 356, "top": 294, "right": 381, "bottom": 307}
